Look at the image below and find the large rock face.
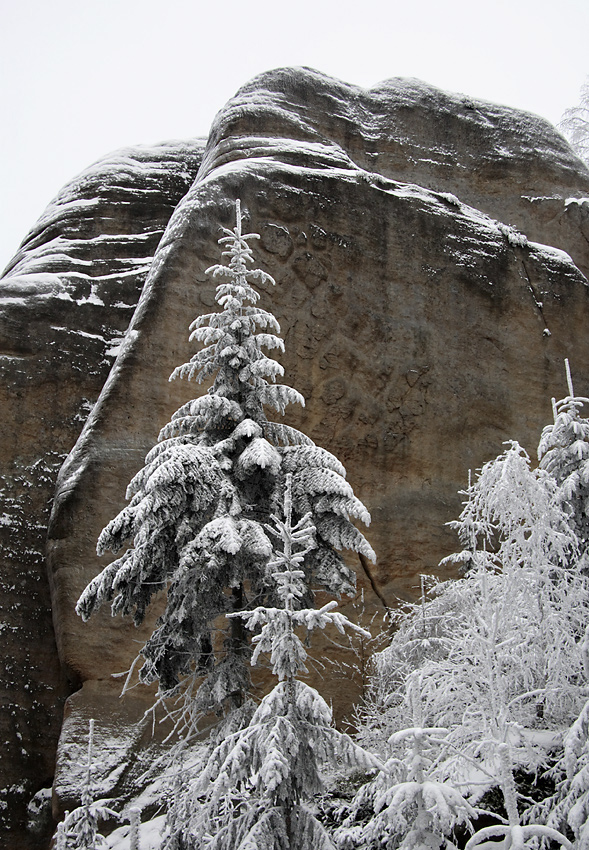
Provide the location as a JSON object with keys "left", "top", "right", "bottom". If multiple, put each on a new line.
{"left": 0, "top": 140, "right": 205, "bottom": 847}
{"left": 2, "top": 67, "right": 589, "bottom": 845}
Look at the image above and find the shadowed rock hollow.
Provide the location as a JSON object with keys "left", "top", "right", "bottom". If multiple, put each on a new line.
{"left": 2, "top": 67, "right": 589, "bottom": 847}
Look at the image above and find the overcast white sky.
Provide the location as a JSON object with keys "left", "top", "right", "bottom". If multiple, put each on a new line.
{"left": 1, "top": 0, "right": 588, "bottom": 272}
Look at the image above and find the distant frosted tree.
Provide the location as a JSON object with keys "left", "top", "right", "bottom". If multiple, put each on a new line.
{"left": 560, "top": 77, "right": 589, "bottom": 164}
{"left": 77, "top": 200, "right": 374, "bottom": 727}
{"left": 161, "top": 475, "right": 379, "bottom": 849}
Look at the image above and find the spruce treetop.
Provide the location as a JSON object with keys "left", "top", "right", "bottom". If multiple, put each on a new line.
{"left": 165, "top": 198, "right": 304, "bottom": 434}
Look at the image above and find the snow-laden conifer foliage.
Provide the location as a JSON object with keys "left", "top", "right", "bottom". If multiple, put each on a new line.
{"left": 161, "top": 475, "right": 379, "bottom": 850}
{"left": 538, "top": 359, "right": 589, "bottom": 559}
{"left": 77, "top": 200, "right": 374, "bottom": 721}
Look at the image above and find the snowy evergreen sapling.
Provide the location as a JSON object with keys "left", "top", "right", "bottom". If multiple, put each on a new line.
{"left": 538, "top": 358, "right": 589, "bottom": 560}
{"left": 161, "top": 475, "right": 379, "bottom": 849}
{"left": 338, "top": 681, "right": 476, "bottom": 850}
{"left": 56, "top": 720, "right": 119, "bottom": 849}
{"left": 76, "top": 200, "right": 374, "bottom": 723}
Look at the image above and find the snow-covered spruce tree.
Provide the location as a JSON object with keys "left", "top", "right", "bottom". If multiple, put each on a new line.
{"left": 76, "top": 200, "right": 374, "bottom": 726}
{"left": 161, "top": 475, "right": 380, "bottom": 850}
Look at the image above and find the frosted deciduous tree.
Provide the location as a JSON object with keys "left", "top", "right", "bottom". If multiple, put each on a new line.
{"left": 76, "top": 200, "right": 374, "bottom": 726}
{"left": 560, "top": 77, "right": 589, "bottom": 164}
{"left": 356, "top": 433, "right": 589, "bottom": 843}
{"left": 161, "top": 475, "right": 379, "bottom": 850}
{"left": 363, "top": 441, "right": 585, "bottom": 751}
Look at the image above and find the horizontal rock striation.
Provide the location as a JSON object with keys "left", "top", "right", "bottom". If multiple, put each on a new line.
{"left": 0, "top": 139, "right": 205, "bottom": 847}
{"left": 3, "top": 66, "right": 589, "bottom": 845}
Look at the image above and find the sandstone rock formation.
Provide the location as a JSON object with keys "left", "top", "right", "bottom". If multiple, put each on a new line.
{"left": 2, "top": 67, "right": 589, "bottom": 847}
{"left": 0, "top": 140, "right": 205, "bottom": 847}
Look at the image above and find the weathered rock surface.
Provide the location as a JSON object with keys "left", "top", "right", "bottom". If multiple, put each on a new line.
{"left": 0, "top": 139, "right": 205, "bottom": 848}
{"left": 3, "top": 66, "right": 589, "bottom": 845}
